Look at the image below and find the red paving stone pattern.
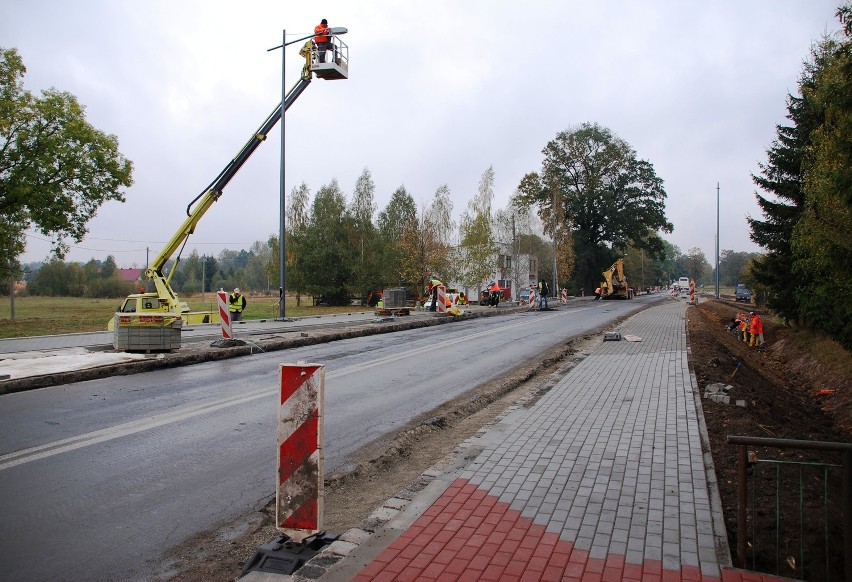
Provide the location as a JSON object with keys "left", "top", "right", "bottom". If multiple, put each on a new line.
{"left": 353, "top": 479, "right": 788, "bottom": 582}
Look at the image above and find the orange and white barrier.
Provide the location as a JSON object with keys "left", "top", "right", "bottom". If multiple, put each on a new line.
{"left": 689, "top": 280, "right": 696, "bottom": 305}
{"left": 436, "top": 285, "right": 446, "bottom": 315}
{"left": 276, "top": 363, "right": 325, "bottom": 541}
{"left": 217, "top": 290, "right": 232, "bottom": 338}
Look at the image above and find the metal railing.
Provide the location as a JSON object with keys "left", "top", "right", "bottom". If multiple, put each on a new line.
{"left": 727, "top": 435, "right": 852, "bottom": 581}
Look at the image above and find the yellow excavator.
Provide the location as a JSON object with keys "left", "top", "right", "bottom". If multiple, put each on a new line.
{"left": 600, "top": 258, "right": 635, "bottom": 300}
{"left": 108, "top": 35, "right": 349, "bottom": 329}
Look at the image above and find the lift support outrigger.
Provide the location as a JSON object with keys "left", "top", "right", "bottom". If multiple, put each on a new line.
{"left": 109, "top": 35, "right": 348, "bottom": 330}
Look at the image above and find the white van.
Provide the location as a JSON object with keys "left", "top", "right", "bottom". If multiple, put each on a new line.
{"left": 677, "top": 277, "right": 690, "bottom": 294}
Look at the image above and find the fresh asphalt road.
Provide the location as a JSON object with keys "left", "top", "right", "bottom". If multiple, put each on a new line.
{"left": 0, "top": 295, "right": 667, "bottom": 581}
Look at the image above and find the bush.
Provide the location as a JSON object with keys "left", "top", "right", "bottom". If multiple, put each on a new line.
{"left": 85, "top": 279, "right": 136, "bottom": 298}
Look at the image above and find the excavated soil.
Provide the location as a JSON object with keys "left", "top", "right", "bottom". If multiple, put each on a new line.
{"left": 155, "top": 300, "right": 851, "bottom": 582}
{"left": 687, "top": 299, "right": 850, "bottom": 581}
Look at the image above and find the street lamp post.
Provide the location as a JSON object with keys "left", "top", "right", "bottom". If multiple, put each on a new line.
{"left": 269, "top": 26, "right": 347, "bottom": 321}
{"left": 716, "top": 182, "right": 720, "bottom": 299}
{"left": 278, "top": 28, "right": 287, "bottom": 321}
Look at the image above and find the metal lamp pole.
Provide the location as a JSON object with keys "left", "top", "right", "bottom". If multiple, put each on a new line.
{"left": 715, "top": 182, "right": 720, "bottom": 299}
{"left": 269, "top": 27, "right": 347, "bottom": 320}
{"left": 278, "top": 28, "right": 287, "bottom": 320}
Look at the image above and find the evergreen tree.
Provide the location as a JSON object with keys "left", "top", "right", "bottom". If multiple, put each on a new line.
{"left": 748, "top": 41, "right": 831, "bottom": 324}
{"left": 794, "top": 8, "right": 852, "bottom": 346}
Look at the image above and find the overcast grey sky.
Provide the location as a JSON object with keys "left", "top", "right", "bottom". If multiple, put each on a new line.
{"left": 2, "top": 0, "right": 843, "bottom": 268}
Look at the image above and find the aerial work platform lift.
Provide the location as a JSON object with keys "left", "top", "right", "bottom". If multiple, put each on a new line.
{"left": 109, "top": 31, "right": 348, "bottom": 330}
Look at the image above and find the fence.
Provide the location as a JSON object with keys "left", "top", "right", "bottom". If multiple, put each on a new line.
{"left": 727, "top": 435, "right": 852, "bottom": 581}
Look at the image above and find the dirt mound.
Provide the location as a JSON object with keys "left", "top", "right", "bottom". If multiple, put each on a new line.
{"left": 687, "top": 299, "right": 850, "bottom": 580}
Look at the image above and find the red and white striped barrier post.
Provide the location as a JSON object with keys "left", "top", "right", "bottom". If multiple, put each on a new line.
{"left": 436, "top": 285, "right": 446, "bottom": 315}
{"left": 276, "top": 363, "right": 325, "bottom": 541}
{"left": 217, "top": 290, "right": 232, "bottom": 338}
{"left": 689, "top": 280, "right": 696, "bottom": 305}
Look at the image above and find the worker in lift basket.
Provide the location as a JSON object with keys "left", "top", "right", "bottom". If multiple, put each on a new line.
{"left": 229, "top": 288, "right": 247, "bottom": 321}
{"left": 314, "top": 18, "right": 332, "bottom": 63}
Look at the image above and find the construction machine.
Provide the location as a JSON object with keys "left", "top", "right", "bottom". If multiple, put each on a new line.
{"left": 600, "top": 258, "right": 635, "bottom": 300}
{"left": 109, "top": 35, "right": 349, "bottom": 329}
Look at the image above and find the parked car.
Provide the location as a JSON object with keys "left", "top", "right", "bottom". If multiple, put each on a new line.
{"left": 735, "top": 284, "right": 752, "bottom": 302}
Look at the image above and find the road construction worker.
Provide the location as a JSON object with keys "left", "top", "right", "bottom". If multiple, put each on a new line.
{"left": 489, "top": 281, "right": 501, "bottom": 307}
{"left": 738, "top": 312, "right": 750, "bottom": 343}
{"left": 229, "top": 288, "right": 247, "bottom": 321}
{"left": 749, "top": 312, "right": 764, "bottom": 347}
{"left": 538, "top": 280, "right": 549, "bottom": 309}
{"left": 428, "top": 277, "right": 442, "bottom": 311}
{"left": 314, "top": 18, "right": 332, "bottom": 62}
{"left": 731, "top": 313, "right": 745, "bottom": 334}
{"left": 458, "top": 291, "right": 467, "bottom": 306}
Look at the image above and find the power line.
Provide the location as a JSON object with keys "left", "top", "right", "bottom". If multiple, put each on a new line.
{"left": 24, "top": 232, "right": 252, "bottom": 253}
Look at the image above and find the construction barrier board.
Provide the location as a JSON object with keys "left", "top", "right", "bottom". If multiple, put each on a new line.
{"left": 276, "top": 363, "right": 325, "bottom": 542}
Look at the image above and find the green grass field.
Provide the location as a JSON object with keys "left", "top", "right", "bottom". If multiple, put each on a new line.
{"left": 0, "top": 294, "right": 367, "bottom": 339}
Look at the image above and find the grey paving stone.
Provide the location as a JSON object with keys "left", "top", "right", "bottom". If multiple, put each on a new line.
{"left": 457, "top": 301, "right": 723, "bottom": 575}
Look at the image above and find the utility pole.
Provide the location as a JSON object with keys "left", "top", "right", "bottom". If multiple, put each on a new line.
{"left": 715, "top": 182, "right": 720, "bottom": 299}
{"left": 9, "top": 259, "right": 14, "bottom": 321}
{"left": 512, "top": 214, "right": 518, "bottom": 299}
{"left": 552, "top": 187, "right": 558, "bottom": 297}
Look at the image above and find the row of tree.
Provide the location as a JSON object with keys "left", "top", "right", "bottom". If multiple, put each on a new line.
{"left": 748, "top": 4, "right": 852, "bottom": 348}
{"left": 21, "top": 213, "right": 756, "bottom": 303}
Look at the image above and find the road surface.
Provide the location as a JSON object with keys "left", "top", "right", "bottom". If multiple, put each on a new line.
{"left": 0, "top": 296, "right": 665, "bottom": 581}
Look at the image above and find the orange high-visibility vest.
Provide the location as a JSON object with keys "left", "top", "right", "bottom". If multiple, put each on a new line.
{"left": 314, "top": 23, "right": 330, "bottom": 44}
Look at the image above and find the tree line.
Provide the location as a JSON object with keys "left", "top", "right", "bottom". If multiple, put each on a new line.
{"left": 18, "top": 193, "right": 758, "bottom": 303}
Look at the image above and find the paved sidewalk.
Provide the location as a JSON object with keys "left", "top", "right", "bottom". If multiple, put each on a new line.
{"left": 318, "top": 300, "right": 785, "bottom": 582}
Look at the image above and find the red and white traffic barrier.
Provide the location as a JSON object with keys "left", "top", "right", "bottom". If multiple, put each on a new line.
{"left": 276, "top": 363, "right": 325, "bottom": 541}
{"left": 217, "top": 290, "right": 232, "bottom": 338}
{"left": 436, "top": 285, "right": 446, "bottom": 315}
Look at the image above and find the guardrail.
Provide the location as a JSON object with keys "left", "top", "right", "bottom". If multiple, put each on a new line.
{"left": 727, "top": 435, "right": 852, "bottom": 581}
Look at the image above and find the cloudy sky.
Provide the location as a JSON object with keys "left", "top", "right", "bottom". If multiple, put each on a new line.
{"left": 3, "top": 1, "right": 843, "bottom": 268}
